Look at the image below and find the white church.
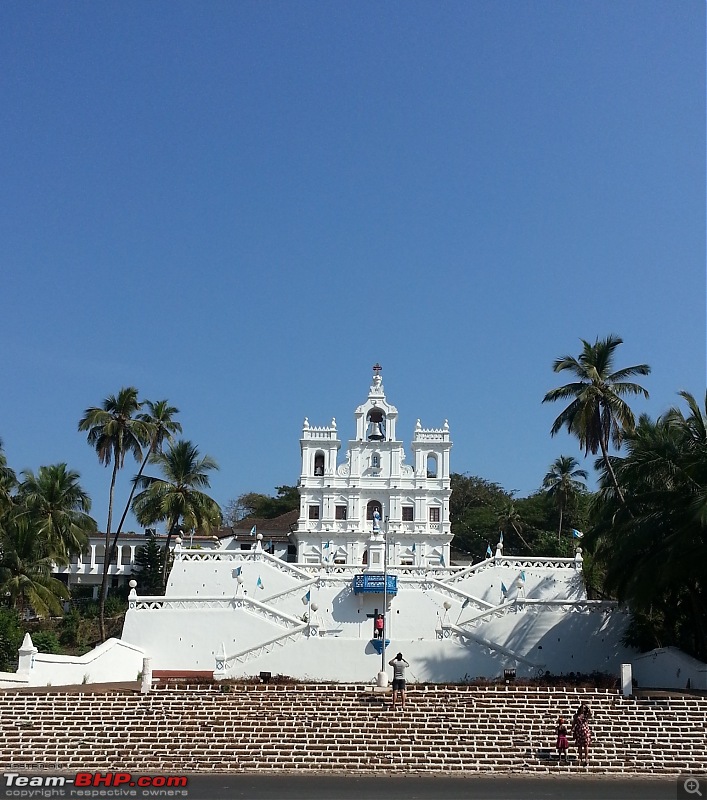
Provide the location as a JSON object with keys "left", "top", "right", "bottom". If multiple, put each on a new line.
{"left": 293, "top": 363, "right": 452, "bottom": 570}
{"left": 9, "top": 366, "right": 699, "bottom": 690}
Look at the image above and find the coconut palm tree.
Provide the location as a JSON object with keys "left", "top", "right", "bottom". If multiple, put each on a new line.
{"left": 109, "top": 399, "right": 181, "bottom": 568}
{"left": 542, "top": 334, "right": 650, "bottom": 503}
{"left": 496, "top": 502, "right": 531, "bottom": 551}
{"left": 0, "top": 514, "right": 70, "bottom": 618}
{"left": 542, "top": 456, "right": 588, "bottom": 542}
{"left": 132, "top": 440, "right": 221, "bottom": 590}
{"left": 16, "top": 464, "right": 96, "bottom": 566}
{"left": 78, "top": 387, "right": 150, "bottom": 639}
{"left": 0, "top": 437, "right": 18, "bottom": 518}
{"left": 591, "top": 393, "right": 707, "bottom": 659}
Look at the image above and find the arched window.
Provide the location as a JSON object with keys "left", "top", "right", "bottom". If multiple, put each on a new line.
{"left": 427, "top": 454, "right": 438, "bottom": 478}
{"left": 314, "top": 453, "right": 325, "bottom": 476}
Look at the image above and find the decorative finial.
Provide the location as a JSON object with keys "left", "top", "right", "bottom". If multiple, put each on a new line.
{"left": 372, "top": 363, "right": 382, "bottom": 375}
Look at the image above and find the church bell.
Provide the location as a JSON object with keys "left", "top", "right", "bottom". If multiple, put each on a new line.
{"left": 368, "top": 422, "right": 384, "bottom": 440}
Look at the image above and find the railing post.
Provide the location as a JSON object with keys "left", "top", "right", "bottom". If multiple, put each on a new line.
{"left": 141, "top": 657, "right": 152, "bottom": 693}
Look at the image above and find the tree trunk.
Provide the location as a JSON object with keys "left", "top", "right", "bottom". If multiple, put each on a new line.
{"left": 98, "top": 458, "right": 119, "bottom": 642}
{"left": 161, "top": 516, "right": 179, "bottom": 593}
{"left": 558, "top": 506, "right": 564, "bottom": 544}
{"left": 107, "top": 445, "right": 154, "bottom": 592}
{"left": 598, "top": 436, "right": 626, "bottom": 505}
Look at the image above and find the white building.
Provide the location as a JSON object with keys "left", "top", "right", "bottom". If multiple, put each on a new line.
{"left": 114, "top": 369, "right": 637, "bottom": 683}
{"left": 54, "top": 532, "right": 150, "bottom": 594}
{"left": 6, "top": 367, "right": 659, "bottom": 687}
{"left": 294, "top": 365, "right": 452, "bottom": 568}
{"left": 54, "top": 531, "right": 221, "bottom": 596}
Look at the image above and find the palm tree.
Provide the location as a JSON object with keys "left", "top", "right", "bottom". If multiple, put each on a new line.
{"left": 0, "top": 437, "right": 18, "bottom": 518}
{"left": 542, "top": 456, "right": 588, "bottom": 542}
{"left": 109, "top": 399, "right": 181, "bottom": 571}
{"left": 496, "top": 502, "right": 531, "bottom": 551}
{"left": 0, "top": 514, "right": 70, "bottom": 617}
{"left": 78, "top": 387, "right": 150, "bottom": 639}
{"left": 16, "top": 464, "right": 96, "bottom": 566}
{"left": 591, "top": 392, "right": 707, "bottom": 659}
{"left": 132, "top": 440, "right": 221, "bottom": 591}
{"left": 542, "top": 334, "right": 650, "bottom": 503}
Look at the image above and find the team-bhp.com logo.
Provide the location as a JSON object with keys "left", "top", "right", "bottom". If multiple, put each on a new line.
{"left": 3, "top": 773, "right": 188, "bottom": 798}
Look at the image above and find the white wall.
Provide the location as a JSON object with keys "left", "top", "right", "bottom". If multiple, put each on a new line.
{"left": 0, "top": 636, "right": 145, "bottom": 689}
{"left": 20, "top": 550, "right": 700, "bottom": 689}
{"left": 631, "top": 647, "right": 707, "bottom": 691}
{"left": 120, "top": 552, "right": 637, "bottom": 682}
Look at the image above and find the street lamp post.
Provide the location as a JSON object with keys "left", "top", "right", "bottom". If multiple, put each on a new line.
{"left": 377, "top": 516, "right": 390, "bottom": 686}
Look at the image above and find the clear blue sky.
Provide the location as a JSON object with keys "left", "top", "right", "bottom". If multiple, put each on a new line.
{"left": 1, "top": 1, "right": 704, "bottom": 532}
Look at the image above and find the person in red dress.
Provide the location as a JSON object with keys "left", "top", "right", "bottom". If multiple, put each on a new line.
{"left": 572, "top": 703, "right": 592, "bottom": 765}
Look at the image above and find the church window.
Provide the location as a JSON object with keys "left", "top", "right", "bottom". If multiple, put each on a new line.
{"left": 402, "top": 506, "right": 414, "bottom": 521}
{"left": 314, "top": 453, "right": 325, "bottom": 476}
{"left": 427, "top": 454, "right": 438, "bottom": 478}
{"left": 429, "top": 507, "right": 440, "bottom": 523}
{"left": 335, "top": 505, "right": 347, "bottom": 520}
{"left": 308, "top": 505, "right": 320, "bottom": 520}
{"left": 371, "top": 454, "right": 380, "bottom": 469}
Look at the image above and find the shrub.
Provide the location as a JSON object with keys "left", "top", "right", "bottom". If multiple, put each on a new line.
{"left": 0, "top": 608, "right": 23, "bottom": 671}
{"left": 31, "top": 630, "right": 62, "bottom": 654}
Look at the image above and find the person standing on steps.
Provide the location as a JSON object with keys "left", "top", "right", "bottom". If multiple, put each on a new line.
{"left": 572, "top": 702, "right": 592, "bottom": 765}
{"left": 556, "top": 716, "right": 569, "bottom": 761}
{"left": 388, "top": 652, "right": 409, "bottom": 710}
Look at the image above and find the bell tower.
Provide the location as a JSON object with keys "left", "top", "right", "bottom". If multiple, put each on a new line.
{"left": 354, "top": 364, "right": 398, "bottom": 443}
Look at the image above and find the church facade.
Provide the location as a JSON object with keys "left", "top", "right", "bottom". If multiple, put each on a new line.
{"left": 294, "top": 366, "right": 452, "bottom": 569}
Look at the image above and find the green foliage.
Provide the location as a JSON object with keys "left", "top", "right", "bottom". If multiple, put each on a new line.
{"left": 450, "top": 472, "right": 593, "bottom": 559}
{"left": 0, "top": 607, "right": 22, "bottom": 671}
{"left": 588, "top": 391, "right": 707, "bottom": 660}
{"left": 78, "top": 386, "right": 149, "bottom": 639}
{"left": 132, "top": 439, "right": 221, "bottom": 590}
{"left": 543, "top": 334, "right": 650, "bottom": 502}
{"left": 104, "top": 595, "right": 127, "bottom": 616}
{"left": 31, "top": 630, "right": 62, "bottom": 654}
{"left": 16, "top": 463, "right": 96, "bottom": 566}
{"left": 59, "top": 608, "right": 83, "bottom": 648}
{"left": 133, "top": 534, "right": 165, "bottom": 595}
{"left": 449, "top": 473, "right": 511, "bottom": 558}
{"left": 225, "top": 485, "right": 300, "bottom": 524}
{"left": 0, "top": 513, "right": 70, "bottom": 617}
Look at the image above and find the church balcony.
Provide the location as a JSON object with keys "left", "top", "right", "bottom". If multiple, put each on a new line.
{"left": 352, "top": 574, "right": 398, "bottom": 596}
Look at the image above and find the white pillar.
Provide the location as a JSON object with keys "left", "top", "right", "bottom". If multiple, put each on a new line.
{"left": 141, "top": 657, "right": 152, "bottom": 693}
{"left": 17, "top": 633, "right": 37, "bottom": 675}
{"left": 621, "top": 663, "right": 633, "bottom": 697}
